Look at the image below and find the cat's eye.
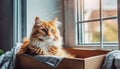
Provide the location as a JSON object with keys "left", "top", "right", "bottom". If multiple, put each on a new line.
{"left": 51, "top": 29, "right": 54, "bottom": 32}
{"left": 41, "top": 29, "right": 46, "bottom": 32}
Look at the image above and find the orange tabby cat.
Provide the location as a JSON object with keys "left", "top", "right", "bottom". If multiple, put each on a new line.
{"left": 18, "top": 17, "right": 73, "bottom": 58}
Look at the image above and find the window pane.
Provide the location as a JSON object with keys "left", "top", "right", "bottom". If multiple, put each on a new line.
{"left": 81, "top": 21, "right": 100, "bottom": 43}
{"left": 102, "top": 0, "right": 117, "bottom": 18}
{"left": 103, "top": 19, "right": 118, "bottom": 42}
{"left": 84, "top": 0, "right": 100, "bottom": 20}
{"left": 76, "top": 0, "right": 118, "bottom": 47}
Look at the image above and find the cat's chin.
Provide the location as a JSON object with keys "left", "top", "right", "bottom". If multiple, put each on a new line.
{"left": 39, "top": 37, "right": 54, "bottom": 42}
{"left": 38, "top": 38, "right": 52, "bottom": 42}
{"left": 36, "top": 38, "right": 53, "bottom": 42}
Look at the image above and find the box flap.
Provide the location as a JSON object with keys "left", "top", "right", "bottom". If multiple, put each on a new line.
{"left": 84, "top": 55, "right": 105, "bottom": 69}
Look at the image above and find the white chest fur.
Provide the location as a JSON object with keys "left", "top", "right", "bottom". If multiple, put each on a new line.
{"left": 30, "top": 38, "right": 63, "bottom": 52}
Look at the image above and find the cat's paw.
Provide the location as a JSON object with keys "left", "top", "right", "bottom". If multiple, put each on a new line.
{"left": 17, "top": 50, "right": 25, "bottom": 55}
{"left": 48, "top": 46, "right": 58, "bottom": 55}
{"left": 17, "top": 39, "right": 29, "bottom": 55}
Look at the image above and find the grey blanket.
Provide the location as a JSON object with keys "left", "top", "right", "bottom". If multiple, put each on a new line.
{"left": 102, "top": 50, "right": 120, "bottom": 69}
{"left": 32, "top": 55, "right": 62, "bottom": 67}
{"left": 0, "top": 43, "right": 21, "bottom": 69}
{"left": 0, "top": 43, "right": 63, "bottom": 69}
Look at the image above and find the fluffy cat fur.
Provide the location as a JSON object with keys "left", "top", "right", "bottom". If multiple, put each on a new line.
{"left": 18, "top": 17, "right": 74, "bottom": 58}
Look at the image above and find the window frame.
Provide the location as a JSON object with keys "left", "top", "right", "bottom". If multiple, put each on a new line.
{"left": 13, "top": 0, "right": 27, "bottom": 46}
{"left": 64, "top": 0, "right": 77, "bottom": 47}
{"left": 64, "top": 0, "right": 120, "bottom": 49}
{"left": 118, "top": 0, "right": 120, "bottom": 50}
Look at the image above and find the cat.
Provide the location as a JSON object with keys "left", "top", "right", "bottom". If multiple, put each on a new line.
{"left": 18, "top": 17, "right": 74, "bottom": 58}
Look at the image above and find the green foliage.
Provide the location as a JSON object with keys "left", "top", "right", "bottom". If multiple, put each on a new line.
{"left": 0, "top": 49, "right": 4, "bottom": 56}
{"left": 104, "top": 23, "right": 118, "bottom": 42}
{"left": 91, "top": 23, "right": 118, "bottom": 42}
{"left": 92, "top": 31, "right": 100, "bottom": 42}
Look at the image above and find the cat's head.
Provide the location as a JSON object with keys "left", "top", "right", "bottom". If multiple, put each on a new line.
{"left": 30, "top": 17, "right": 61, "bottom": 42}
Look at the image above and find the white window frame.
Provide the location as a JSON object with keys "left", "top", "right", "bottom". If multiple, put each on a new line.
{"left": 13, "top": 0, "right": 27, "bottom": 46}
{"left": 64, "top": 0, "right": 77, "bottom": 47}
{"left": 118, "top": 0, "right": 120, "bottom": 50}
{"left": 64, "top": 0, "right": 120, "bottom": 50}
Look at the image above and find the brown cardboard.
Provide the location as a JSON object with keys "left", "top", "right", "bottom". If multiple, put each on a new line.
{"left": 84, "top": 55, "right": 105, "bottom": 69}
{"left": 15, "top": 48, "right": 109, "bottom": 69}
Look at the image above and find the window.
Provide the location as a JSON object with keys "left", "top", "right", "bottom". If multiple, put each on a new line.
{"left": 13, "top": 0, "right": 26, "bottom": 46}
{"left": 64, "top": 0, "right": 120, "bottom": 50}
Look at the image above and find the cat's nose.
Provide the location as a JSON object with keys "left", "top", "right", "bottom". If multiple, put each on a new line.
{"left": 47, "top": 32, "right": 51, "bottom": 36}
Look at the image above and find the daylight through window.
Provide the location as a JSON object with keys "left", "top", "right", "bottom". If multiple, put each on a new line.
{"left": 76, "top": 0, "right": 118, "bottom": 49}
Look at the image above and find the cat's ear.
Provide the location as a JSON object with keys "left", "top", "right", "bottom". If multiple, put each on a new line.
{"left": 35, "top": 17, "right": 41, "bottom": 24}
{"left": 51, "top": 17, "right": 61, "bottom": 27}
{"left": 51, "top": 17, "right": 58, "bottom": 23}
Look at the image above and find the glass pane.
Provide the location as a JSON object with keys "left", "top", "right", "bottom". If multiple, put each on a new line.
{"left": 84, "top": 0, "right": 100, "bottom": 20}
{"left": 103, "top": 19, "right": 118, "bottom": 42}
{"left": 82, "top": 21, "right": 100, "bottom": 43}
{"left": 102, "top": 0, "right": 117, "bottom": 18}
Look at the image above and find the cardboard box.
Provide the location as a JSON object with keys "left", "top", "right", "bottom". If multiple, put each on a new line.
{"left": 15, "top": 48, "right": 109, "bottom": 69}
{"left": 64, "top": 48, "right": 110, "bottom": 69}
